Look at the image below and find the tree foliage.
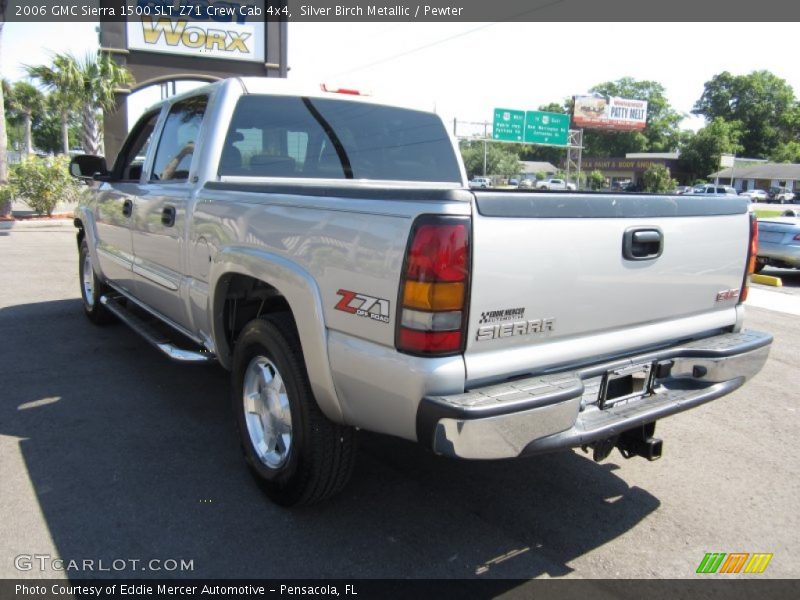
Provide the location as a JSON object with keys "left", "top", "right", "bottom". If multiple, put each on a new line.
{"left": 679, "top": 118, "right": 743, "bottom": 182}
{"left": 771, "top": 141, "right": 800, "bottom": 164}
{"left": 460, "top": 140, "right": 521, "bottom": 179}
{"left": 31, "top": 100, "right": 81, "bottom": 154}
{"left": 5, "top": 81, "right": 45, "bottom": 155}
{"left": 26, "top": 53, "right": 82, "bottom": 154}
{"left": 0, "top": 18, "right": 8, "bottom": 216}
{"left": 641, "top": 164, "right": 676, "bottom": 193}
{"left": 25, "top": 52, "right": 133, "bottom": 155}
{"left": 692, "top": 70, "right": 797, "bottom": 158}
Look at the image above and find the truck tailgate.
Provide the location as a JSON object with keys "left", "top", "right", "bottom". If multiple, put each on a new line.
{"left": 465, "top": 192, "right": 750, "bottom": 385}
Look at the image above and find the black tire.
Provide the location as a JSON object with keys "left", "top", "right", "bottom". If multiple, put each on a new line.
{"left": 78, "top": 238, "right": 115, "bottom": 325}
{"left": 754, "top": 258, "right": 767, "bottom": 274}
{"left": 232, "top": 314, "right": 356, "bottom": 506}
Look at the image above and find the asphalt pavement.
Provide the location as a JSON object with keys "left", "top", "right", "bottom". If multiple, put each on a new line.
{"left": 0, "top": 226, "right": 798, "bottom": 581}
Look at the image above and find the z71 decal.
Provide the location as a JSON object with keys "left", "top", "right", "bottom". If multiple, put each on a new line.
{"left": 335, "top": 289, "right": 391, "bottom": 324}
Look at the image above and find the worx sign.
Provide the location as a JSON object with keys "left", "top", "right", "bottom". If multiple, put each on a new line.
{"left": 126, "top": 1, "right": 266, "bottom": 63}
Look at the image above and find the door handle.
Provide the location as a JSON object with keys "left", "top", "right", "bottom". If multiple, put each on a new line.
{"left": 122, "top": 199, "right": 133, "bottom": 218}
{"left": 161, "top": 205, "right": 176, "bottom": 227}
{"left": 623, "top": 227, "right": 663, "bottom": 260}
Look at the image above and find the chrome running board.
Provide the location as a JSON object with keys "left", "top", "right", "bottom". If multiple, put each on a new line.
{"left": 100, "top": 295, "right": 216, "bottom": 364}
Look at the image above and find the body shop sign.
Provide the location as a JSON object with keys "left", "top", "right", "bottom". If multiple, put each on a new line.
{"left": 126, "top": 1, "right": 265, "bottom": 63}
{"left": 573, "top": 95, "right": 648, "bottom": 131}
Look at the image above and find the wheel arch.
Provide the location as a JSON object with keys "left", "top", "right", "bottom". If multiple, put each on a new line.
{"left": 71, "top": 206, "right": 105, "bottom": 280}
{"left": 210, "top": 247, "right": 344, "bottom": 423}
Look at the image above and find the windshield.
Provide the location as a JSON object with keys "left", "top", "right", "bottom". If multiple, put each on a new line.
{"left": 219, "top": 95, "right": 462, "bottom": 183}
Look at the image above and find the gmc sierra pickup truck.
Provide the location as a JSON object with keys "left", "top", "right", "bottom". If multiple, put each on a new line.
{"left": 71, "top": 78, "right": 771, "bottom": 506}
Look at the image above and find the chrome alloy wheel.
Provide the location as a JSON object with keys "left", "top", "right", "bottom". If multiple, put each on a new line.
{"left": 82, "top": 251, "right": 95, "bottom": 308}
{"left": 242, "top": 356, "right": 293, "bottom": 469}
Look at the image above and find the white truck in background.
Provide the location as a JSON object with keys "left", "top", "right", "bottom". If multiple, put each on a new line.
{"left": 535, "top": 177, "right": 576, "bottom": 190}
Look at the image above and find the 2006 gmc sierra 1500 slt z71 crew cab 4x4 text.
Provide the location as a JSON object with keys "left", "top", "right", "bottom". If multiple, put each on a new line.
{"left": 69, "top": 78, "right": 771, "bottom": 506}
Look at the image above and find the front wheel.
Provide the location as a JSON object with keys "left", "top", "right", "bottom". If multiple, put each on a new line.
{"left": 232, "top": 315, "right": 356, "bottom": 506}
{"left": 79, "top": 238, "right": 114, "bottom": 324}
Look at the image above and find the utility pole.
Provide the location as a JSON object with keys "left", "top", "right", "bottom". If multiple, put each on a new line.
{"left": 483, "top": 121, "right": 488, "bottom": 177}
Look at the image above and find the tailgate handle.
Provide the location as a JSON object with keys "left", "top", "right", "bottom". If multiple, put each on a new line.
{"left": 623, "top": 228, "right": 663, "bottom": 260}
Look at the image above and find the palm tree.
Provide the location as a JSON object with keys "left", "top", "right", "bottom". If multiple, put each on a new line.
{"left": 25, "top": 53, "right": 81, "bottom": 155}
{"left": 6, "top": 81, "right": 45, "bottom": 155}
{"left": 73, "top": 52, "right": 134, "bottom": 156}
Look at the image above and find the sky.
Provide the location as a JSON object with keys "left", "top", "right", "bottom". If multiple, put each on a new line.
{"left": 2, "top": 21, "right": 799, "bottom": 138}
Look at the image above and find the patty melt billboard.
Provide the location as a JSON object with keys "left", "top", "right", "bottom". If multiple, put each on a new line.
{"left": 126, "top": 1, "right": 265, "bottom": 63}
{"left": 573, "top": 95, "right": 648, "bottom": 131}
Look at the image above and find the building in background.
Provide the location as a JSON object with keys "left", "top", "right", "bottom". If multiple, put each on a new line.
{"left": 518, "top": 161, "right": 558, "bottom": 180}
{"left": 579, "top": 152, "right": 687, "bottom": 188}
{"left": 708, "top": 163, "right": 800, "bottom": 192}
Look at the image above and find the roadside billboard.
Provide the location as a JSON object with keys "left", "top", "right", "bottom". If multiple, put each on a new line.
{"left": 126, "top": 1, "right": 266, "bottom": 63}
{"left": 573, "top": 95, "right": 648, "bottom": 131}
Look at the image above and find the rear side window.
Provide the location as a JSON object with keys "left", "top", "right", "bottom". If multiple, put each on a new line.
{"left": 151, "top": 95, "right": 208, "bottom": 182}
{"left": 218, "top": 95, "right": 461, "bottom": 182}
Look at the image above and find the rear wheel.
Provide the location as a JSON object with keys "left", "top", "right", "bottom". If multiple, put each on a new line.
{"left": 79, "top": 238, "right": 114, "bottom": 324}
{"left": 232, "top": 315, "right": 356, "bottom": 506}
{"left": 755, "top": 258, "right": 767, "bottom": 273}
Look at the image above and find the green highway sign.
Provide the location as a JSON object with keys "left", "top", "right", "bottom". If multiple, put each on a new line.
{"left": 524, "top": 110, "right": 569, "bottom": 146}
{"left": 492, "top": 108, "right": 525, "bottom": 142}
{"left": 492, "top": 108, "right": 569, "bottom": 146}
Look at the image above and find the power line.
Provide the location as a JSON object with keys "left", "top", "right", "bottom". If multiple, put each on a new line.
{"left": 336, "top": 0, "right": 566, "bottom": 76}
{"left": 335, "top": 23, "right": 497, "bottom": 76}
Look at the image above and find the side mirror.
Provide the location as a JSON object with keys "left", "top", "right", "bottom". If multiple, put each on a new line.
{"left": 70, "top": 155, "right": 109, "bottom": 181}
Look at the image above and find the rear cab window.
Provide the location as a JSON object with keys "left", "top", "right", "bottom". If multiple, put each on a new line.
{"left": 218, "top": 95, "right": 462, "bottom": 183}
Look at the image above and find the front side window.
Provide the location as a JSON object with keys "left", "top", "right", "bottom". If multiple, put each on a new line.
{"left": 151, "top": 95, "right": 208, "bottom": 182}
{"left": 114, "top": 111, "right": 159, "bottom": 181}
{"left": 219, "top": 95, "right": 462, "bottom": 183}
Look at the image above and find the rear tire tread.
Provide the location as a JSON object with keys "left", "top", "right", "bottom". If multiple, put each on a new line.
{"left": 235, "top": 314, "right": 356, "bottom": 506}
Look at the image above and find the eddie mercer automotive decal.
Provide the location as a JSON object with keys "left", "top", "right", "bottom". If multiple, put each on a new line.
{"left": 335, "top": 289, "right": 391, "bottom": 324}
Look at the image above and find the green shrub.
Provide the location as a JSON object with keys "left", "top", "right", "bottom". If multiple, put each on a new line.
{"left": 9, "top": 155, "right": 80, "bottom": 216}
{"left": 588, "top": 170, "right": 606, "bottom": 191}
{"left": 641, "top": 164, "right": 677, "bottom": 193}
{"left": 0, "top": 184, "right": 14, "bottom": 217}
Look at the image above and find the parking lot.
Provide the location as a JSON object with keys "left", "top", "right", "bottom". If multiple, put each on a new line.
{"left": 0, "top": 223, "right": 798, "bottom": 580}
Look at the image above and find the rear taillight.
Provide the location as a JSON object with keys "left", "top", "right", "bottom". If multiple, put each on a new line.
{"left": 396, "top": 216, "right": 470, "bottom": 356}
{"left": 740, "top": 213, "right": 758, "bottom": 303}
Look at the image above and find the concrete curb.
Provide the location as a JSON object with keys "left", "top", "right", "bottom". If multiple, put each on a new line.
{"left": 0, "top": 218, "right": 74, "bottom": 231}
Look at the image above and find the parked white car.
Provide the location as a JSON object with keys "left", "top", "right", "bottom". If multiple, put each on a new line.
{"left": 469, "top": 176, "right": 492, "bottom": 189}
{"left": 689, "top": 184, "right": 739, "bottom": 196}
{"left": 739, "top": 189, "right": 768, "bottom": 202}
{"left": 536, "top": 178, "right": 576, "bottom": 191}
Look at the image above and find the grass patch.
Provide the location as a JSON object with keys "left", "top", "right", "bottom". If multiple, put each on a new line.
{"left": 753, "top": 209, "right": 786, "bottom": 218}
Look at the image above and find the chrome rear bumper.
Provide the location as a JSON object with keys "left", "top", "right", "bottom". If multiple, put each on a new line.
{"left": 417, "top": 330, "right": 772, "bottom": 459}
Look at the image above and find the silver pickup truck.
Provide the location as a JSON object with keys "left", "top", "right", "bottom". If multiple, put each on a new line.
{"left": 71, "top": 78, "right": 771, "bottom": 506}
